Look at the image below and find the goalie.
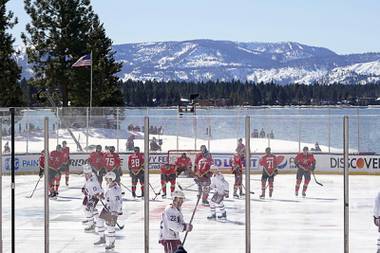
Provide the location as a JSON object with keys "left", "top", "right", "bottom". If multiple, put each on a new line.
{"left": 175, "top": 153, "right": 193, "bottom": 177}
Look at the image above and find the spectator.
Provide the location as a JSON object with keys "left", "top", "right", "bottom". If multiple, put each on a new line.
{"left": 259, "top": 128, "right": 266, "bottom": 138}
{"left": 150, "top": 137, "right": 161, "bottom": 151}
{"left": 4, "top": 142, "right": 10, "bottom": 153}
{"left": 269, "top": 130, "right": 274, "bottom": 139}
{"left": 311, "top": 142, "right": 321, "bottom": 152}
{"left": 126, "top": 135, "right": 135, "bottom": 151}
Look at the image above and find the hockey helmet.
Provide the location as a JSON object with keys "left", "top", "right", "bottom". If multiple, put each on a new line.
{"left": 62, "top": 140, "right": 67, "bottom": 146}
{"left": 172, "top": 190, "right": 185, "bottom": 199}
{"left": 109, "top": 146, "right": 115, "bottom": 152}
{"left": 303, "top": 146, "right": 309, "bottom": 152}
{"left": 134, "top": 146, "right": 140, "bottom": 152}
{"left": 210, "top": 165, "right": 219, "bottom": 173}
{"left": 200, "top": 145, "right": 207, "bottom": 153}
{"left": 105, "top": 171, "right": 116, "bottom": 181}
{"left": 83, "top": 164, "right": 92, "bottom": 174}
{"left": 265, "top": 147, "right": 271, "bottom": 154}
{"left": 56, "top": 144, "right": 62, "bottom": 151}
{"left": 96, "top": 145, "right": 102, "bottom": 152}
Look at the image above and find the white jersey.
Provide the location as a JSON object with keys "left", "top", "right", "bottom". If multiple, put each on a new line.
{"left": 374, "top": 192, "right": 380, "bottom": 217}
{"left": 210, "top": 173, "right": 229, "bottom": 195}
{"left": 84, "top": 173, "right": 103, "bottom": 198}
{"left": 159, "top": 204, "right": 186, "bottom": 241}
{"left": 104, "top": 182, "right": 123, "bottom": 213}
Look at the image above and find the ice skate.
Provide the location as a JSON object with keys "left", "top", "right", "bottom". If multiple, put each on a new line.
{"left": 93, "top": 236, "right": 105, "bottom": 245}
{"left": 105, "top": 242, "right": 115, "bottom": 250}
{"left": 65, "top": 177, "right": 69, "bottom": 187}
{"left": 302, "top": 191, "right": 306, "bottom": 198}
{"left": 259, "top": 192, "right": 265, "bottom": 199}
{"left": 269, "top": 190, "right": 273, "bottom": 198}
{"left": 207, "top": 213, "right": 216, "bottom": 220}
{"left": 84, "top": 223, "right": 95, "bottom": 233}
{"left": 132, "top": 191, "right": 136, "bottom": 198}
{"left": 202, "top": 199, "right": 209, "bottom": 206}
{"left": 217, "top": 212, "right": 227, "bottom": 220}
{"left": 162, "top": 193, "right": 167, "bottom": 199}
{"left": 239, "top": 189, "right": 245, "bottom": 196}
{"left": 295, "top": 191, "right": 299, "bottom": 197}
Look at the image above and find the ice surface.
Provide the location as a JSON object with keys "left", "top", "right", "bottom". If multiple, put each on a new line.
{"left": 1, "top": 174, "right": 378, "bottom": 252}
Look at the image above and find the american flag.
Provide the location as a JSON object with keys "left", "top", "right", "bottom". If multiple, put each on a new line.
{"left": 72, "top": 54, "right": 92, "bottom": 67}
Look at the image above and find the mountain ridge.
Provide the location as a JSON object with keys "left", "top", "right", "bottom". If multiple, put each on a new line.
{"left": 17, "top": 39, "right": 380, "bottom": 84}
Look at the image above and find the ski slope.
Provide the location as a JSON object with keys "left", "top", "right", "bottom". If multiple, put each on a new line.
{"left": 1, "top": 174, "right": 378, "bottom": 252}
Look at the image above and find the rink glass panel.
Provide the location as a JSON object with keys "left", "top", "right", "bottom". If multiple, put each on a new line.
{"left": 349, "top": 115, "right": 380, "bottom": 252}
{"left": 148, "top": 114, "right": 246, "bottom": 252}
{"left": 250, "top": 115, "right": 344, "bottom": 252}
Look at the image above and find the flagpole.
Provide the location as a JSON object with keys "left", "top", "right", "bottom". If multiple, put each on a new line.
{"left": 87, "top": 51, "right": 93, "bottom": 150}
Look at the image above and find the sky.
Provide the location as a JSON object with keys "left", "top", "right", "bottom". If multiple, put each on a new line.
{"left": 6, "top": 0, "right": 380, "bottom": 54}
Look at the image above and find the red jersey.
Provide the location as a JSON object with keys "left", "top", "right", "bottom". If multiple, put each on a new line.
{"left": 62, "top": 146, "right": 70, "bottom": 163}
{"left": 231, "top": 154, "right": 243, "bottom": 173}
{"left": 103, "top": 152, "right": 121, "bottom": 172}
{"left": 259, "top": 154, "right": 278, "bottom": 176}
{"left": 39, "top": 152, "right": 45, "bottom": 169}
{"left": 88, "top": 151, "right": 105, "bottom": 169}
{"left": 194, "top": 152, "right": 212, "bottom": 170}
{"left": 128, "top": 152, "right": 145, "bottom": 174}
{"left": 294, "top": 153, "right": 316, "bottom": 171}
{"left": 175, "top": 156, "right": 192, "bottom": 169}
{"left": 195, "top": 153, "right": 213, "bottom": 177}
{"left": 49, "top": 150, "right": 64, "bottom": 170}
{"left": 160, "top": 164, "right": 177, "bottom": 175}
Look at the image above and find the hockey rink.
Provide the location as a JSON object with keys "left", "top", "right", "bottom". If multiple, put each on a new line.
{"left": 1, "top": 173, "right": 378, "bottom": 253}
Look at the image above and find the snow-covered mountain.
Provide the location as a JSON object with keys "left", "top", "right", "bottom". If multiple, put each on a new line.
{"left": 18, "top": 40, "right": 380, "bottom": 85}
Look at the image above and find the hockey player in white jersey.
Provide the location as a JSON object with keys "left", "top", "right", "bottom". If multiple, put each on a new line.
{"left": 82, "top": 164, "right": 103, "bottom": 232}
{"left": 94, "top": 171, "right": 123, "bottom": 250}
{"left": 374, "top": 192, "right": 380, "bottom": 252}
{"left": 207, "top": 165, "right": 229, "bottom": 220}
{"left": 159, "top": 190, "right": 193, "bottom": 253}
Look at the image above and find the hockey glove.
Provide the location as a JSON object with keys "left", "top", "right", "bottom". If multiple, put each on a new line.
{"left": 184, "top": 223, "right": 193, "bottom": 232}
{"left": 224, "top": 190, "right": 229, "bottom": 198}
{"left": 39, "top": 169, "right": 44, "bottom": 178}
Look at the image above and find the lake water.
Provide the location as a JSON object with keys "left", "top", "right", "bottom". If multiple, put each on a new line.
{"left": 3, "top": 106, "right": 380, "bottom": 153}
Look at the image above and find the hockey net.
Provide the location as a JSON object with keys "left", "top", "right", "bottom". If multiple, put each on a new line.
{"left": 167, "top": 149, "right": 199, "bottom": 169}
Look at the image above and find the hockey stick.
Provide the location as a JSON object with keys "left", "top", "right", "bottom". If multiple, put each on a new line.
{"left": 26, "top": 177, "right": 42, "bottom": 198}
{"left": 120, "top": 182, "right": 133, "bottom": 193}
{"left": 99, "top": 199, "right": 124, "bottom": 230}
{"left": 312, "top": 171, "right": 323, "bottom": 186}
{"left": 182, "top": 193, "right": 201, "bottom": 246}
{"left": 242, "top": 184, "right": 255, "bottom": 195}
{"left": 149, "top": 183, "right": 161, "bottom": 200}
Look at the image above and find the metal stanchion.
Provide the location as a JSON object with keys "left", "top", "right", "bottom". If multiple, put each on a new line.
{"left": 44, "top": 117, "right": 49, "bottom": 253}
{"left": 10, "top": 108, "right": 15, "bottom": 253}
{"left": 116, "top": 108, "right": 120, "bottom": 152}
{"left": 245, "top": 116, "right": 251, "bottom": 253}
{"left": 0, "top": 118, "right": 3, "bottom": 253}
{"left": 144, "top": 116, "right": 150, "bottom": 253}
{"left": 343, "top": 116, "right": 349, "bottom": 253}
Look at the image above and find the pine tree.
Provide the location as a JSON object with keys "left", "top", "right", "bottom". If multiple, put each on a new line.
{"left": 22, "top": 0, "right": 123, "bottom": 107}
{"left": 0, "top": 0, "right": 24, "bottom": 107}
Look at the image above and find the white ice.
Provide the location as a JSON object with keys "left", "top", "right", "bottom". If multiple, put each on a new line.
{"left": 1, "top": 173, "right": 378, "bottom": 253}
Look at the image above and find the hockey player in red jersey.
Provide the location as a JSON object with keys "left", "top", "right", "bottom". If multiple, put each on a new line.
{"left": 88, "top": 145, "right": 106, "bottom": 185}
{"left": 194, "top": 145, "right": 213, "bottom": 205}
{"left": 103, "top": 146, "right": 122, "bottom": 185}
{"left": 294, "top": 146, "right": 316, "bottom": 197}
{"left": 230, "top": 153, "right": 244, "bottom": 198}
{"left": 175, "top": 153, "right": 193, "bottom": 177}
{"left": 160, "top": 163, "right": 177, "bottom": 198}
{"left": 259, "top": 147, "right": 278, "bottom": 199}
{"left": 128, "top": 146, "right": 145, "bottom": 198}
{"left": 61, "top": 140, "right": 70, "bottom": 186}
{"left": 38, "top": 150, "right": 45, "bottom": 178}
{"left": 48, "top": 144, "right": 65, "bottom": 197}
